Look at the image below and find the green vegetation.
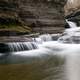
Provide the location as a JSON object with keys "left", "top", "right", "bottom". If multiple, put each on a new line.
{"left": 0, "top": 17, "right": 32, "bottom": 34}
{"left": 0, "top": 24, "right": 31, "bottom": 33}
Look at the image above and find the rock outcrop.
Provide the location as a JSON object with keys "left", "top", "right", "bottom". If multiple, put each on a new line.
{"left": 64, "top": 0, "right": 80, "bottom": 16}
{"left": 0, "top": 0, "right": 66, "bottom": 35}
{"left": 64, "top": 0, "right": 80, "bottom": 26}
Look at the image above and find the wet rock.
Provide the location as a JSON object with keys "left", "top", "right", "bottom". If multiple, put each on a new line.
{"left": 0, "top": 43, "right": 10, "bottom": 53}
{"left": 0, "top": 36, "right": 32, "bottom": 42}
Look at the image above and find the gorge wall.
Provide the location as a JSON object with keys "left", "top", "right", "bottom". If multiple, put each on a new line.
{"left": 0, "top": 0, "right": 66, "bottom": 35}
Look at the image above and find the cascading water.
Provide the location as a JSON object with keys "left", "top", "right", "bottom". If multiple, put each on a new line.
{"left": 66, "top": 19, "right": 77, "bottom": 28}
{"left": 58, "top": 19, "right": 80, "bottom": 43}
{"left": 32, "top": 34, "right": 53, "bottom": 44}
{"left": 0, "top": 19, "right": 80, "bottom": 80}
{"left": 32, "top": 34, "right": 60, "bottom": 44}
{"left": 7, "top": 42, "right": 38, "bottom": 52}
{"left": 0, "top": 42, "right": 38, "bottom": 53}
{"left": 58, "top": 20, "right": 80, "bottom": 80}
{"left": 39, "top": 34, "right": 52, "bottom": 41}
{"left": 15, "top": 20, "right": 80, "bottom": 80}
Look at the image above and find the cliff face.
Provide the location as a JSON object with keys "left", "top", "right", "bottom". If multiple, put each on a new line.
{"left": 64, "top": 0, "right": 80, "bottom": 26}
{"left": 64, "top": 0, "right": 80, "bottom": 16}
{"left": 0, "top": 0, "right": 66, "bottom": 34}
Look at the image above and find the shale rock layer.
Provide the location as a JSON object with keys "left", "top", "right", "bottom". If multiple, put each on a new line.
{"left": 0, "top": 0, "right": 66, "bottom": 34}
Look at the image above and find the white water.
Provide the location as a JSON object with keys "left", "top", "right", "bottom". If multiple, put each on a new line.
{"left": 6, "top": 42, "right": 38, "bottom": 52}
{"left": 4, "top": 19, "right": 80, "bottom": 57}
{"left": 0, "top": 20, "right": 80, "bottom": 80}
{"left": 66, "top": 19, "right": 77, "bottom": 28}
{"left": 12, "top": 20, "right": 80, "bottom": 80}
{"left": 32, "top": 34, "right": 53, "bottom": 44}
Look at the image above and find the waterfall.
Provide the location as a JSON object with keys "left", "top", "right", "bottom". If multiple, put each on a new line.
{"left": 0, "top": 42, "right": 38, "bottom": 53}
{"left": 58, "top": 20, "right": 80, "bottom": 43}
{"left": 0, "top": 20, "right": 80, "bottom": 53}
{"left": 0, "top": 19, "right": 80, "bottom": 80}
{"left": 8, "top": 42, "right": 38, "bottom": 52}
{"left": 59, "top": 20, "right": 80, "bottom": 80}
{"left": 66, "top": 19, "right": 77, "bottom": 28}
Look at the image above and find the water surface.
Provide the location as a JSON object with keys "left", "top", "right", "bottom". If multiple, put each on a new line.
{"left": 0, "top": 53, "right": 65, "bottom": 80}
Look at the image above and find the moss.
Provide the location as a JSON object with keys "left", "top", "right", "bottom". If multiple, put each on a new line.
{"left": 0, "top": 17, "right": 32, "bottom": 34}
{"left": 0, "top": 23, "right": 32, "bottom": 35}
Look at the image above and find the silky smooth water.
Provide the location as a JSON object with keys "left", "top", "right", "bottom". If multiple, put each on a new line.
{"left": 0, "top": 20, "right": 80, "bottom": 80}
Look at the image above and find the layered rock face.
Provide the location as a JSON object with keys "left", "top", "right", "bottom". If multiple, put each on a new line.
{"left": 0, "top": 0, "right": 31, "bottom": 35}
{"left": 0, "top": 0, "right": 66, "bottom": 34}
{"left": 18, "top": 0, "right": 66, "bottom": 34}
{"left": 0, "top": 0, "right": 18, "bottom": 18}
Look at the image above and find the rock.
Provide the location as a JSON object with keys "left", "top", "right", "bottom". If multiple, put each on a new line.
{"left": 64, "top": 0, "right": 80, "bottom": 26}
{"left": 0, "top": 0, "right": 66, "bottom": 34}
{"left": 0, "top": 0, "right": 31, "bottom": 34}
{"left": 18, "top": 0, "right": 66, "bottom": 33}
{"left": 0, "top": 36, "right": 32, "bottom": 42}
{"left": 64, "top": 0, "right": 80, "bottom": 16}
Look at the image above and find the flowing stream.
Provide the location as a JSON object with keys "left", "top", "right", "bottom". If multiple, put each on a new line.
{"left": 0, "top": 20, "right": 80, "bottom": 80}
